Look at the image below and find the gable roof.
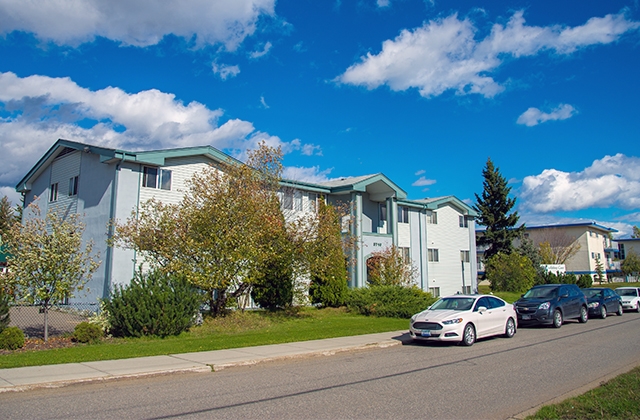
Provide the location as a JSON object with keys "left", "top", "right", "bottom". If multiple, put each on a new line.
{"left": 316, "top": 173, "right": 407, "bottom": 200}
{"left": 406, "top": 195, "right": 478, "bottom": 217}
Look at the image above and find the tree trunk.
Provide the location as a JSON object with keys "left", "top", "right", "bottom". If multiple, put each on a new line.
{"left": 43, "top": 303, "right": 49, "bottom": 342}
{"left": 210, "top": 288, "right": 228, "bottom": 317}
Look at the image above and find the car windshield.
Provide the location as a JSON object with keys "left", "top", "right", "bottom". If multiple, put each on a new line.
{"left": 523, "top": 287, "right": 558, "bottom": 299}
{"left": 583, "top": 289, "right": 603, "bottom": 298}
{"left": 430, "top": 297, "right": 475, "bottom": 311}
{"left": 616, "top": 289, "right": 638, "bottom": 297}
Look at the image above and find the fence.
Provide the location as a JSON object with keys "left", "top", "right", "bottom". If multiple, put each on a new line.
{"left": 8, "top": 302, "right": 98, "bottom": 339}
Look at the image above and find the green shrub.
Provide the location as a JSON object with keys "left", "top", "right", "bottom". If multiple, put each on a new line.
{"left": 73, "top": 321, "right": 103, "bottom": 344}
{"left": 486, "top": 252, "right": 536, "bottom": 293}
{"left": 0, "top": 326, "right": 24, "bottom": 350}
{"left": 104, "top": 270, "right": 202, "bottom": 338}
{"left": 577, "top": 273, "right": 593, "bottom": 289}
{"left": 346, "top": 285, "right": 436, "bottom": 318}
{"left": 0, "top": 288, "right": 10, "bottom": 332}
{"left": 251, "top": 236, "right": 295, "bottom": 311}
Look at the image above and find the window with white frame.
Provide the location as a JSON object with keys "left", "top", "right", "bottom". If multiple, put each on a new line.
{"left": 399, "top": 247, "right": 410, "bottom": 264}
{"left": 281, "top": 190, "right": 293, "bottom": 210}
{"left": 429, "top": 287, "right": 440, "bottom": 297}
{"left": 49, "top": 183, "right": 58, "bottom": 202}
{"left": 460, "top": 250, "right": 470, "bottom": 263}
{"left": 427, "top": 212, "right": 437, "bottom": 224}
{"left": 459, "top": 215, "right": 468, "bottom": 228}
{"left": 68, "top": 176, "right": 78, "bottom": 196}
{"left": 398, "top": 206, "right": 409, "bottom": 223}
{"left": 428, "top": 248, "right": 439, "bottom": 262}
{"left": 308, "top": 193, "right": 318, "bottom": 213}
{"left": 143, "top": 166, "right": 172, "bottom": 191}
{"left": 379, "top": 203, "right": 387, "bottom": 222}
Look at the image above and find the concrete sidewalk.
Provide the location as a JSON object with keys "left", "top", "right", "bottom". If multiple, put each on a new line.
{"left": 0, "top": 330, "right": 409, "bottom": 393}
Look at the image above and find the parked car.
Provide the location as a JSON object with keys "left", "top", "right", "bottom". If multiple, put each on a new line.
{"left": 409, "top": 294, "right": 517, "bottom": 346}
{"left": 615, "top": 287, "right": 640, "bottom": 312}
{"left": 515, "top": 284, "right": 588, "bottom": 328}
{"left": 582, "top": 287, "right": 623, "bottom": 318}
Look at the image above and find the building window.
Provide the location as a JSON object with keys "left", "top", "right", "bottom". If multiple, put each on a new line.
{"left": 143, "top": 166, "right": 172, "bottom": 191}
{"left": 399, "top": 247, "right": 410, "bottom": 264}
{"left": 308, "top": 193, "right": 318, "bottom": 213}
{"left": 429, "top": 287, "right": 440, "bottom": 298}
{"left": 281, "top": 190, "right": 293, "bottom": 210}
{"left": 68, "top": 176, "right": 79, "bottom": 196}
{"left": 428, "top": 248, "right": 439, "bottom": 262}
{"left": 459, "top": 215, "right": 468, "bottom": 228}
{"left": 379, "top": 203, "right": 387, "bottom": 222}
{"left": 294, "top": 190, "right": 302, "bottom": 211}
{"left": 427, "top": 212, "right": 437, "bottom": 224}
{"left": 460, "top": 250, "right": 470, "bottom": 263}
{"left": 398, "top": 206, "right": 409, "bottom": 223}
{"left": 49, "top": 183, "right": 58, "bottom": 202}
{"left": 591, "top": 252, "right": 595, "bottom": 258}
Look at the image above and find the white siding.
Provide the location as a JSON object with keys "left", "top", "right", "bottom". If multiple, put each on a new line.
{"left": 139, "top": 156, "right": 215, "bottom": 205}
{"left": 49, "top": 151, "right": 81, "bottom": 217}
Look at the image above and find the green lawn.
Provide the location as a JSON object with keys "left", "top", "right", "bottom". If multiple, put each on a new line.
{"left": 0, "top": 307, "right": 408, "bottom": 369}
{"left": 527, "top": 366, "right": 640, "bottom": 419}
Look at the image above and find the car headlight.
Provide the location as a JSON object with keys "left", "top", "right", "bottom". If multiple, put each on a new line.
{"left": 410, "top": 314, "right": 417, "bottom": 322}
{"left": 588, "top": 302, "right": 600, "bottom": 308}
{"left": 442, "top": 318, "right": 463, "bottom": 325}
{"left": 538, "top": 302, "right": 550, "bottom": 310}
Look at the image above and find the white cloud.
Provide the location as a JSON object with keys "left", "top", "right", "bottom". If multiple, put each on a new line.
{"left": 415, "top": 169, "right": 426, "bottom": 176}
{"left": 283, "top": 166, "right": 334, "bottom": 184}
{"left": 0, "top": 71, "right": 308, "bottom": 185}
{"left": 0, "top": 186, "right": 21, "bottom": 207}
{"left": 376, "top": 0, "right": 390, "bottom": 8}
{"left": 517, "top": 104, "right": 577, "bottom": 126}
{"left": 337, "top": 11, "right": 639, "bottom": 98}
{"left": 412, "top": 176, "right": 436, "bottom": 187}
{"left": 212, "top": 63, "right": 241, "bottom": 80}
{"left": 0, "top": 0, "right": 276, "bottom": 50}
{"left": 260, "top": 96, "right": 270, "bottom": 109}
{"left": 519, "top": 154, "right": 640, "bottom": 213}
{"left": 250, "top": 41, "right": 273, "bottom": 59}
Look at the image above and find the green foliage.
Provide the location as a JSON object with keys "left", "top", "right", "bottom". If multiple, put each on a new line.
{"left": 308, "top": 201, "right": 349, "bottom": 307}
{"left": 0, "top": 288, "right": 10, "bottom": 332}
{"left": 622, "top": 250, "right": 640, "bottom": 279}
{"left": 0, "top": 195, "right": 16, "bottom": 242}
{"left": 563, "top": 272, "right": 578, "bottom": 284}
{"left": 73, "top": 321, "right": 103, "bottom": 344}
{"left": 104, "top": 270, "right": 202, "bottom": 338}
{"left": 346, "top": 285, "right": 436, "bottom": 318}
{"left": 0, "top": 326, "right": 24, "bottom": 350}
{"left": 366, "top": 246, "right": 418, "bottom": 287}
{"left": 486, "top": 252, "right": 536, "bottom": 293}
{"left": 4, "top": 204, "right": 100, "bottom": 341}
{"left": 474, "top": 158, "right": 524, "bottom": 260}
{"left": 632, "top": 226, "right": 640, "bottom": 239}
{"left": 577, "top": 273, "right": 593, "bottom": 288}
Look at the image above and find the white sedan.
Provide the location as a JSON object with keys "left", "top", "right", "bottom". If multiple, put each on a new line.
{"left": 615, "top": 287, "right": 640, "bottom": 312}
{"left": 410, "top": 294, "right": 517, "bottom": 346}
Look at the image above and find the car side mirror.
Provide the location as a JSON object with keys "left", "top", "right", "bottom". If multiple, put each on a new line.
{"left": 560, "top": 293, "right": 569, "bottom": 298}
{"left": 478, "top": 306, "right": 487, "bottom": 313}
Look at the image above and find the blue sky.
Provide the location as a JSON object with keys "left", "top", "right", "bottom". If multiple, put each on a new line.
{"left": 1, "top": 0, "right": 639, "bottom": 236}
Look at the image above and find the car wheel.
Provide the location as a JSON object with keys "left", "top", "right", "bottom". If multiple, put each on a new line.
{"left": 600, "top": 305, "right": 607, "bottom": 319}
{"left": 579, "top": 306, "right": 588, "bottom": 323}
{"left": 553, "top": 309, "right": 563, "bottom": 328}
{"left": 504, "top": 317, "right": 516, "bottom": 338}
{"left": 616, "top": 304, "right": 623, "bottom": 316}
{"left": 461, "top": 323, "right": 476, "bottom": 346}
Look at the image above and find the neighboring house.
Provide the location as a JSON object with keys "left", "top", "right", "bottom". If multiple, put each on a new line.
{"left": 617, "top": 238, "right": 640, "bottom": 260}
{"left": 16, "top": 139, "right": 478, "bottom": 304}
{"left": 477, "top": 222, "right": 619, "bottom": 280}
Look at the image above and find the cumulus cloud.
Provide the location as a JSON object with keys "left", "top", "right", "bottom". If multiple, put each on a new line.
{"left": 519, "top": 154, "right": 640, "bottom": 213}
{"left": 412, "top": 176, "right": 437, "bottom": 187}
{"left": 0, "top": 72, "right": 307, "bottom": 185}
{"left": 517, "top": 104, "right": 577, "bottom": 126}
{"left": 249, "top": 41, "right": 272, "bottom": 59}
{"left": 283, "top": 166, "right": 334, "bottom": 184}
{"left": 336, "top": 10, "right": 639, "bottom": 98}
{"left": 212, "top": 63, "right": 241, "bottom": 80}
{"left": 376, "top": 0, "right": 391, "bottom": 8}
{"left": 0, "top": 0, "right": 276, "bottom": 50}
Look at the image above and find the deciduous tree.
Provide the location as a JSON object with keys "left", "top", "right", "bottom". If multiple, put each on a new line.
{"left": 5, "top": 205, "right": 100, "bottom": 341}
{"left": 474, "top": 158, "right": 524, "bottom": 260}
{"left": 485, "top": 252, "right": 536, "bottom": 293}
{"left": 366, "top": 245, "right": 417, "bottom": 287}
{"left": 529, "top": 228, "right": 581, "bottom": 265}
{"left": 621, "top": 250, "right": 640, "bottom": 281}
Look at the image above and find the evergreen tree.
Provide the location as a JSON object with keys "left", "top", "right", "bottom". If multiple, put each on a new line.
{"left": 632, "top": 225, "right": 640, "bottom": 239}
{"left": 474, "top": 158, "right": 524, "bottom": 260}
{"left": 0, "top": 195, "right": 15, "bottom": 243}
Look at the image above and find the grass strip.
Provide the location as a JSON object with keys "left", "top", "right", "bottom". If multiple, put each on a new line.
{"left": 0, "top": 308, "right": 408, "bottom": 369}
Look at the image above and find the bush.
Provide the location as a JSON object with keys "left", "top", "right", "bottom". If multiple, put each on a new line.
{"left": 104, "top": 270, "right": 202, "bottom": 338}
{"left": 251, "top": 237, "right": 295, "bottom": 311}
{"left": 0, "top": 326, "right": 24, "bottom": 350}
{"left": 577, "top": 273, "right": 593, "bottom": 289}
{"left": 346, "top": 285, "right": 436, "bottom": 318}
{"left": 73, "top": 321, "right": 103, "bottom": 344}
{"left": 0, "top": 288, "right": 10, "bottom": 332}
{"left": 486, "top": 252, "right": 536, "bottom": 293}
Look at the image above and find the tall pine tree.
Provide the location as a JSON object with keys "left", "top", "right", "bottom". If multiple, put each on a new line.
{"left": 474, "top": 158, "right": 524, "bottom": 261}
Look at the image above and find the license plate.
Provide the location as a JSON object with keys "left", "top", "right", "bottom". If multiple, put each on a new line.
{"left": 522, "top": 315, "right": 531, "bottom": 320}
{"left": 421, "top": 330, "right": 431, "bottom": 337}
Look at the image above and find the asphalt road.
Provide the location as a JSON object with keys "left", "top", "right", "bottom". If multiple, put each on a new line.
{"left": 2, "top": 312, "right": 640, "bottom": 420}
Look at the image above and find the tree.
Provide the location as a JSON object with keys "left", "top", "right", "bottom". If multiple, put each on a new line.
{"left": 306, "top": 200, "right": 349, "bottom": 307}
{"left": 5, "top": 205, "right": 100, "bottom": 341}
{"left": 594, "top": 255, "right": 605, "bottom": 283}
{"left": 474, "top": 158, "right": 524, "bottom": 260}
{"left": 621, "top": 250, "right": 640, "bottom": 281}
{"left": 0, "top": 195, "right": 16, "bottom": 243}
{"left": 529, "top": 228, "right": 581, "bottom": 265}
{"left": 366, "top": 245, "right": 417, "bottom": 287}
{"left": 485, "top": 252, "right": 536, "bottom": 293}
{"left": 517, "top": 235, "right": 545, "bottom": 282}
{"left": 113, "top": 142, "right": 287, "bottom": 316}
{"left": 632, "top": 226, "right": 640, "bottom": 239}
